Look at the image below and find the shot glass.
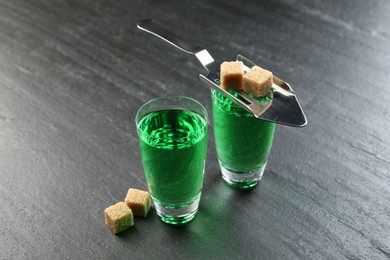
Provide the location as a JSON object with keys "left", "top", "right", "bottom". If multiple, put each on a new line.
{"left": 211, "top": 90, "right": 275, "bottom": 189}
{"left": 135, "top": 96, "right": 208, "bottom": 224}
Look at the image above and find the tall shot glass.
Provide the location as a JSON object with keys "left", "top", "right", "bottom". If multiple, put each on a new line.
{"left": 211, "top": 90, "right": 275, "bottom": 189}
{"left": 135, "top": 96, "right": 208, "bottom": 224}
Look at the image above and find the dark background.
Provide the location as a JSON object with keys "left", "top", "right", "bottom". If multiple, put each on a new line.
{"left": 1, "top": 0, "right": 389, "bottom": 259}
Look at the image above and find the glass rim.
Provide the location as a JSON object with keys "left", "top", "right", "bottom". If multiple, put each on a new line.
{"left": 211, "top": 89, "right": 242, "bottom": 108}
{"left": 212, "top": 90, "right": 256, "bottom": 118}
{"left": 135, "top": 96, "right": 208, "bottom": 138}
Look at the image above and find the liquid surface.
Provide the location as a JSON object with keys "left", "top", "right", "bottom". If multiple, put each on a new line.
{"left": 138, "top": 109, "right": 208, "bottom": 208}
{"left": 212, "top": 90, "right": 275, "bottom": 173}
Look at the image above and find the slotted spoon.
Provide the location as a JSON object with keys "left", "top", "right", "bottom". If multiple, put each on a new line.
{"left": 137, "top": 19, "right": 307, "bottom": 127}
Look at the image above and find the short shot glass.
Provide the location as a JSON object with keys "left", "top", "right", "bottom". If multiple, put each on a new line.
{"left": 211, "top": 90, "right": 275, "bottom": 189}
{"left": 135, "top": 96, "right": 208, "bottom": 224}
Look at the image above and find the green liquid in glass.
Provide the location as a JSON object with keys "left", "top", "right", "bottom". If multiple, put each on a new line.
{"left": 212, "top": 90, "right": 275, "bottom": 173}
{"left": 138, "top": 109, "right": 207, "bottom": 208}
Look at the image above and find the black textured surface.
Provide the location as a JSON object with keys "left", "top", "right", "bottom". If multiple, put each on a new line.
{"left": 1, "top": 0, "right": 390, "bottom": 259}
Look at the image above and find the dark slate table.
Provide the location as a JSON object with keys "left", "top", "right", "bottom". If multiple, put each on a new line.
{"left": 1, "top": 0, "right": 389, "bottom": 259}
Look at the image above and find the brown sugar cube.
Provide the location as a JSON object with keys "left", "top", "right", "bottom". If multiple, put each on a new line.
{"left": 220, "top": 61, "right": 244, "bottom": 91}
{"left": 105, "top": 202, "right": 134, "bottom": 234}
{"left": 125, "top": 188, "right": 151, "bottom": 218}
{"left": 243, "top": 66, "right": 273, "bottom": 97}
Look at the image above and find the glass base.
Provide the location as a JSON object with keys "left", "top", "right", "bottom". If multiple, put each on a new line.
{"left": 220, "top": 163, "right": 267, "bottom": 189}
{"left": 154, "top": 194, "right": 201, "bottom": 225}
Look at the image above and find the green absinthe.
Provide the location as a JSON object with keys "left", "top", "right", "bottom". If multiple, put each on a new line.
{"left": 138, "top": 109, "right": 207, "bottom": 208}
{"left": 212, "top": 90, "right": 275, "bottom": 173}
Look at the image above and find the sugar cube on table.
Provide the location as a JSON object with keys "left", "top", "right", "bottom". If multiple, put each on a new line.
{"left": 105, "top": 202, "right": 134, "bottom": 234}
{"left": 125, "top": 188, "right": 151, "bottom": 218}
